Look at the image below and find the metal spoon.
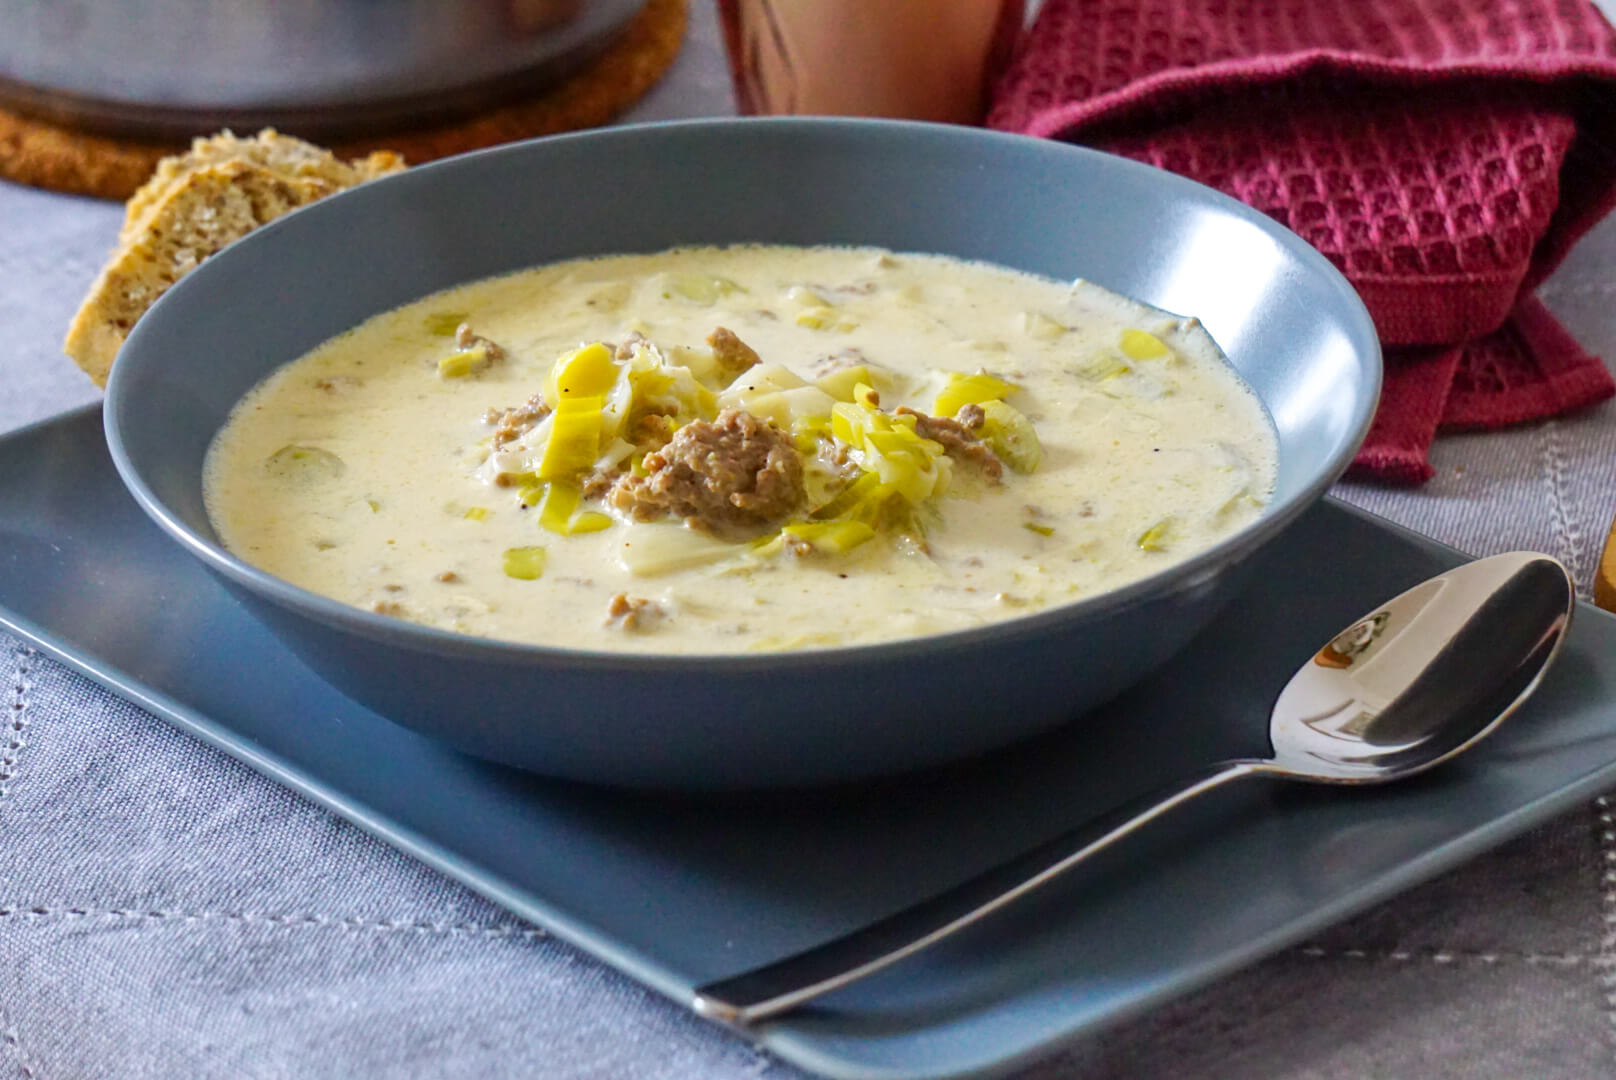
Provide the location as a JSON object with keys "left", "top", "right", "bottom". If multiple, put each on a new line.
{"left": 693, "top": 550, "right": 1576, "bottom": 1026}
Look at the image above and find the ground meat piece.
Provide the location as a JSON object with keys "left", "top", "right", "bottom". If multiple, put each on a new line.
{"left": 579, "top": 467, "right": 623, "bottom": 500}
{"left": 608, "top": 408, "right": 805, "bottom": 533}
{"left": 605, "top": 592, "right": 663, "bottom": 631}
{"left": 816, "top": 436, "right": 859, "bottom": 478}
{"left": 808, "top": 347, "right": 867, "bottom": 378}
{"left": 455, "top": 322, "right": 506, "bottom": 361}
{"left": 483, "top": 392, "right": 552, "bottom": 447}
{"left": 631, "top": 409, "right": 678, "bottom": 451}
{"left": 707, "top": 327, "right": 761, "bottom": 378}
{"left": 818, "top": 279, "right": 878, "bottom": 296}
{"left": 895, "top": 404, "right": 1003, "bottom": 480}
{"left": 615, "top": 331, "right": 649, "bottom": 359}
{"left": 313, "top": 375, "right": 362, "bottom": 393}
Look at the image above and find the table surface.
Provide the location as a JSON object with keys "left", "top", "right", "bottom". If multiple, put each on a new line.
{"left": 4, "top": 4, "right": 1616, "bottom": 1078}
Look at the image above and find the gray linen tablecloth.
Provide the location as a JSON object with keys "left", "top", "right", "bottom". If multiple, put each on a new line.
{"left": 4, "top": 5, "right": 1616, "bottom": 1076}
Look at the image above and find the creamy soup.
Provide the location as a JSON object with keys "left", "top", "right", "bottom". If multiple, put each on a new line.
{"left": 204, "top": 245, "right": 1276, "bottom": 653}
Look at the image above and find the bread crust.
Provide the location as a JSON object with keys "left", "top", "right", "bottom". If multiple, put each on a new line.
{"left": 63, "top": 130, "right": 404, "bottom": 387}
{"left": 120, "top": 129, "right": 402, "bottom": 242}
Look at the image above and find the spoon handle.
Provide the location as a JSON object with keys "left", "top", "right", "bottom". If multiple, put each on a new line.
{"left": 692, "top": 759, "right": 1263, "bottom": 1026}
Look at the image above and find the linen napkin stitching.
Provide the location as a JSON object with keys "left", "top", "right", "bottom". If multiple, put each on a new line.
{"left": 0, "top": 905, "right": 548, "bottom": 940}
{"left": 1294, "top": 945, "right": 1594, "bottom": 967}
{"left": 0, "top": 1011, "right": 37, "bottom": 1080}
{"left": 1595, "top": 795, "right": 1616, "bottom": 1058}
{"left": 1542, "top": 277, "right": 1616, "bottom": 301}
{"left": 736, "top": 1046, "right": 781, "bottom": 1078}
{"left": 1539, "top": 418, "right": 1591, "bottom": 590}
{"left": 0, "top": 645, "right": 32, "bottom": 804}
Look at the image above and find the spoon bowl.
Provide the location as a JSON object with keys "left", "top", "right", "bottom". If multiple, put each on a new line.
{"left": 1265, "top": 551, "right": 1574, "bottom": 782}
{"left": 694, "top": 550, "right": 1577, "bottom": 1025}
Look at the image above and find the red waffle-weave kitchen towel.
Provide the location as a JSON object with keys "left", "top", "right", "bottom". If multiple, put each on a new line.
{"left": 989, "top": 0, "right": 1616, "bottom": 483}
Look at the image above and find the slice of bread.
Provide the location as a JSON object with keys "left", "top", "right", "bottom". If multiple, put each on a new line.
{"left": 120, "top": 129, "right": 402, "bottom": 243}
{"left": 64, "top": 130, "right": 404, "bottom": 388}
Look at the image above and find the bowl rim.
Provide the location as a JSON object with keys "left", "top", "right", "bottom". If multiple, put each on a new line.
{"left": 104, "top": 115, "right": 1383, "bottom": 672}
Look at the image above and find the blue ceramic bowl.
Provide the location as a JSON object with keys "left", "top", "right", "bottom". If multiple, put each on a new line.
{"left": 104, "top": 118, "right": 1380, "bottom": 790}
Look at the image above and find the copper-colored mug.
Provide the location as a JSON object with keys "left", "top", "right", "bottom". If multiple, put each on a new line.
{"left": 718, "top": 0, "right": 1026, "bottom": 125}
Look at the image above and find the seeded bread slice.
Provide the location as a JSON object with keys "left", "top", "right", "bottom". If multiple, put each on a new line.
{"left": 64, "top": 131, "right": 404, "bottom": 388}
{"left": 121, "top": 129, "right": 403, "bottom": 243}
